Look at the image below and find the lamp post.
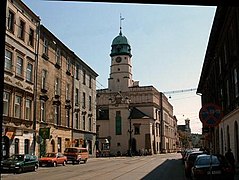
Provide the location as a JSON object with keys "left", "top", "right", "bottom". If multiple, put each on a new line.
{"left": 128, "top": 107, "right": 133, "bottom": 157}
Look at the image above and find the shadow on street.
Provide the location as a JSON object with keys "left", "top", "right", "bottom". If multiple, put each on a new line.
{"left": 142, "top": 158, "right": 187, "bottom": 180}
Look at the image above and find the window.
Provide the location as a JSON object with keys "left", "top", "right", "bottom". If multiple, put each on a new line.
{"left": 43, "top": 37, "right": 48, "bottom": 55}
{"left": 26, "top": 63, "right": 33, "bottom": 82}
{"left": 75, "top": 112, "right": 79, "bottom": 129}
{"left": 16, "top": 56, "right": 23, "bottom": 76}
{"left": 75, "top": 65, "right": 79, "bottom": 79}
{"left": 25, "top": 99, "right": 32, "bottom": 120}
{"left": 57, "top": 137, "right": 62, "bottom": 152}
{"left": 115, "top": 111, "right": 122, "bottom": 135}
{"left": 42, "top": 69, "right": 47, "bottom": 90}
{"left": 15, "top": 95, "right": 22, "bottom": 118}
{"left": 66, "top": 84, "right": 70, "bottom": 100}
{"left": 66, "top": 109, "right": 70, "bottom": 127}
{"left": 56, "top": 48, "right": 61, "bottom": 65}
{"left": 7, "top": 10, "right": 14, "bottom": 32}
{"left": 89, "top": 96, "right": 92, "bottom": 111}
{"left": 18, "top": 20, "right": 25, "bottom": 40}
{"left": 226, "top": 80, "right": 230, "bottom": 106}
{"left": 54, "top": 106, "right": 60, "bottom": 125}
{"left": 234, "top": 68, "right": 239, "bottom": 98}
{"left": 83, "top": 70, "right": 86, "bottom": 85}
{"left": 89, "top": 117, "right": 92, "bottom": 131}
{"left": 82, "top": 115, "right": 86, "bottom": 130}
{"left": 67, "top": 57, "right": 71, "bottom": 72}
{"left": 75, "top": 88, "right": 79, "bottom": 105}
{"left": 24, "top": 139, "right": 30, "bottom": 154}
{"left": 55, "top": 77, "right": 60, "bottom": 95}
{"left": 134, "top": 124, "right": 140, "bottom": 135}
{"left": 29, "top": 28, "right": 34, "bottom": 47}
{"left": 89, "top": 75, "right": 92, "bottom": 88}
{"left": 3, "top": 91, "right": 10, "bottom": 116}
{"left": 40, "top": 101, "right": 46, "bottom": 122}
{"left": 5, "top": 49, "right": 12, "bottom": 71}
{"left": 15, "top": 138, "right": 19, "bottom": 154}
{"left": 82, "top": 92, "right": 86, "bottom": 108}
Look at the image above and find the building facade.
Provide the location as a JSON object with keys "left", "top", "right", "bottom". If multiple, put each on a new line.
{"left": 96, "top": 29, "right": 178, "bottom": 156}
{"left": 197, "top": 6, "right": 239, "bottom": 164}
{"left": 35, "top": 25, "right": 98, "bottom": 157}
{"left": 3, "top": 0, "right": 40, "bottom": 159}
{"left": 3, "top": 0, "right": 98, "bottom": 158}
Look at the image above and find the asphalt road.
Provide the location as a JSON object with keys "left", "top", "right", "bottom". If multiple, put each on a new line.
{"left": 1, "top": 153, "right": 188, "bottom": 180}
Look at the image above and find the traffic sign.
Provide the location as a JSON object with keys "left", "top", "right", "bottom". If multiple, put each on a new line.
{"left": 199, "top": 103, "right": 223, "bottom": 127}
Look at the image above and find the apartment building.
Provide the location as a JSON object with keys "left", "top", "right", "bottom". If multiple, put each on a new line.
{"left": 35, "top": 25, "right": 98, "bottom": 157}
{"left": 197, "top": 6, "right": 239, "bottom": 163}
{"left": 3, "top": 0, "right": 40, "bottom": 159}
{"left": 3, "top": 0, "right": 98, "bottom": 158}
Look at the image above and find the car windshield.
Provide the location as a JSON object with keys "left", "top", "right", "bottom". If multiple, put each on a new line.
{"left": 196, "top": 156, "right": 220, "bottom": 165}
{"left": 64, "top": 148, "right": 77, "bottom": 153}
{"left": 8, "top": 155, "right": 24, "bottom": 161}
{"left": 46, "top": 153, "right": 56, "bottom": 157}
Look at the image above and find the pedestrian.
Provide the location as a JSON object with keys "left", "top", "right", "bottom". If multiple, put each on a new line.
{"left": 225, "top": 148, "right": 235, "bottom": 172}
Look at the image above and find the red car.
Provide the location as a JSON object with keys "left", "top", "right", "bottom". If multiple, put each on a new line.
{"left": 39, "top": 152, "right": 67, "bottom": 167}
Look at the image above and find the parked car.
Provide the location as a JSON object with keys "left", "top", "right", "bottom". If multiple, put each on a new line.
{"left": 1, "top": 154, "right": 39, "bottom": 174}
{"left": 39, "top": 152, "right": 67, "bottom": 167}
{"left": 64, "top": 147, "right": 89, "bottom": 164}
{"left": 184, "top": 151, "right": 206, "bottom": 177}
{"left": 191, "top": 154, "right": 235, "bottom": 180}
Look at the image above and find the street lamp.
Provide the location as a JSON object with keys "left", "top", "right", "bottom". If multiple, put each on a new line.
{"left": 128, "top": 107, "right": 133, "bottom": 157}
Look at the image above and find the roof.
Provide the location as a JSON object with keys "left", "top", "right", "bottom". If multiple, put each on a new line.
{"left": 129, "top": 107, "right": 150, "bottom": 119}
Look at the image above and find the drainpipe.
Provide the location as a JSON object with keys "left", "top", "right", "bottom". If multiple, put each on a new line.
{"left": 33, "top": 21, "right": 40, "bottom": 155}
{"left": 71, "top": 60, "right": 75, "bottom": 147}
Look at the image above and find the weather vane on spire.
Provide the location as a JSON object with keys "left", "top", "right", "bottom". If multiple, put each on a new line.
{"left": 120, "top": 13, "right": 125, "bottom": 35}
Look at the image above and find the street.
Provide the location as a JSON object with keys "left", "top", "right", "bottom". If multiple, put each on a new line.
{"left": 1, "top": 153, "right": 187, "bottom": 180}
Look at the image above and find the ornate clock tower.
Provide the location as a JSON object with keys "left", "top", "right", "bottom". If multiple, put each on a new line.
{"left": 108, "top": 28, "right": 133, "bottom": 93}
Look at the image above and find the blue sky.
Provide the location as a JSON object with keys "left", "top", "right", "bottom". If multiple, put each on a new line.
{"left": 22, "top": 0, "right": 216, "bottom": 133}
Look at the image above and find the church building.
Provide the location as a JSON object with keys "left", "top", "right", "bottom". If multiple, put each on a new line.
{"left": 96, "top": 24, "right": 178, "bottom": 156}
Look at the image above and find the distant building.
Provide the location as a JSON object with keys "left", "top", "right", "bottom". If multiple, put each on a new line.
{"left": 96, "top": 28, "right": 178, "bottom": 156}
{"left": 177, "top": 119, "right": 192, "bottom": 149}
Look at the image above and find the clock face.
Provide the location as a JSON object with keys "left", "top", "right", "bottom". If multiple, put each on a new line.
{"left": 116, "top": 57, "right": 122, "bottom": 63}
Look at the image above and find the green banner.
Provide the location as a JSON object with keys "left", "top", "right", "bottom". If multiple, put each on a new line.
{"left": 39, "top": 128, "right": 50, "bottom": 139}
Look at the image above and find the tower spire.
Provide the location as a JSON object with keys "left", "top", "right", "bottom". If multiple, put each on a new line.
{"left": 120, "top": 13, "right": 125, "bottom": 35}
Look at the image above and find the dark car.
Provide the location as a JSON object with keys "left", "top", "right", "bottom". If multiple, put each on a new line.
{"left": 184, "top": 151, "right": 206, "bottom": 177}
{"left": 191, "top": 154, "right": 235, "bottom": 180}
{"left": 39, "top": 152, "right": 67, "bottom": 167}
{"left": 1, "top": 154, "right": 39, "bottom": 174}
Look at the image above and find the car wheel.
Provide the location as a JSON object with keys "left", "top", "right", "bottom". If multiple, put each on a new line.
{"left": 63, "top": 161, "right": 66, "bottom": 166}
{"left": 16, "top": 167, "right": 23, "bottom": 174}
{"left": 34, "top": 164, "right": 38, "bottom": 171}
{"left": 84, "top": 159, "right": 87, "bottom": 163}
{"left": 53, "top": 162, "right": 57, "bottom": 167}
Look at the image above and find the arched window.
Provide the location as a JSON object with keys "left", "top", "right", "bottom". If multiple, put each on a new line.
{"left": 235, "top": 121, "right": 239, "bottom": 161}
{"left": 51, "top": 139, "right": 55, "bottom": 152}
{"left": 221, "top": 128, "right": 224, "bottom": 155}
{"left": 15, "top": 138, "right": 19, "bottom": 154}
{"left": 24, "top": 139, "right": 30, "bottom": 154}
{"left": 227, "top": 125, "right": 230, "bottom": 150}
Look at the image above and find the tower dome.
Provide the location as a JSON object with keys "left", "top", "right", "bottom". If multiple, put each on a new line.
{"left": 110, "top": 30, "right": 132, "bottom": 57}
